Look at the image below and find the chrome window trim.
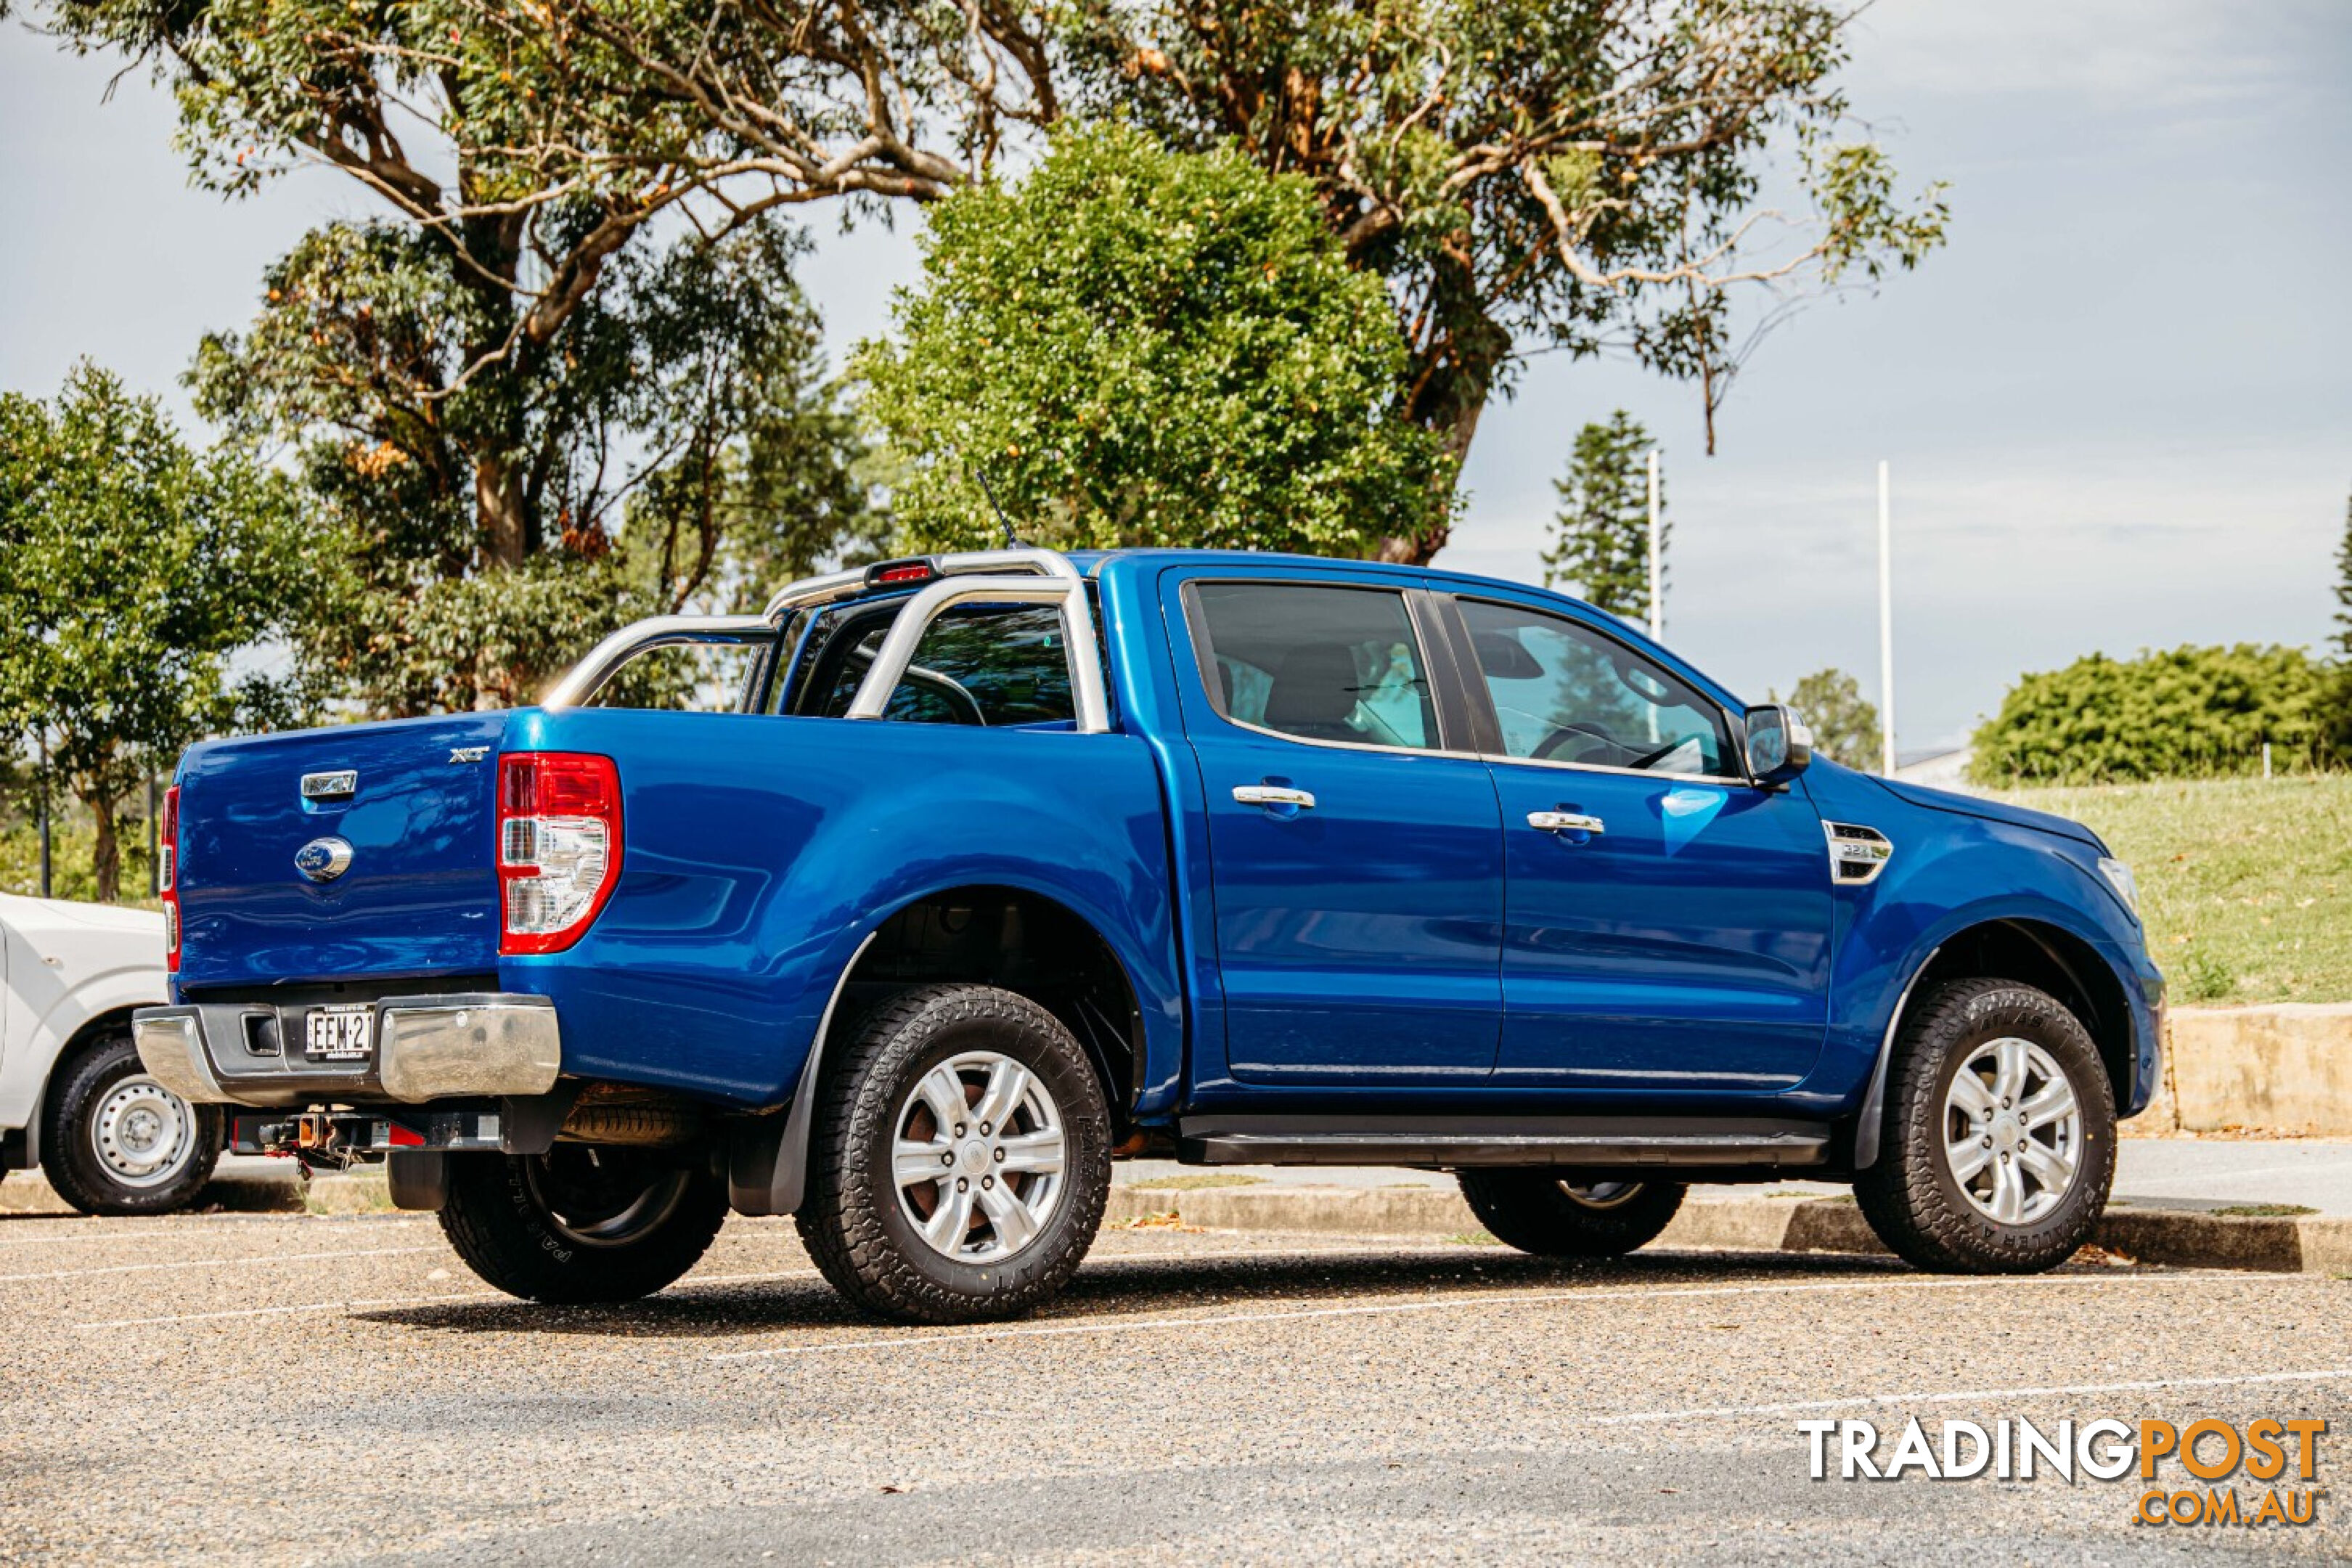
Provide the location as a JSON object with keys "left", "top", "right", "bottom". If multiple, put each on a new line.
{"left": 1176, "top": 574, "right": 1463, "bottom": 758}
{"left": 1442, "top": 591, "right": 1760, "bottom": 790}
{"left": 1216, "top": 711, "right": 1483, "bottom": 763}
{"left": 1475, "top": 749, "right": 1757, "bottom": 791}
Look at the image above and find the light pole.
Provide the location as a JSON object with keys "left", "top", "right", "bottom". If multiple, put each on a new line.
{"left": 36, "top": 732, "right": 52, "bottom": 899}
{"left": 1646, "top": 448, "right": 1663, "bottom": 642}
{"left": 1878, "top": 460, "right": 1896, "bottom": 777}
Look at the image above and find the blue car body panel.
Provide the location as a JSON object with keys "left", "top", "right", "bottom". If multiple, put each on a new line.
{"left": 166, "top": 547, "right": 2165, "bottom": 1143}
{"left": 175, "top": 713, "right": 507, "bottom": 989}
{"left": 494, "top": 706, "right": 1184, "bottom": 1111}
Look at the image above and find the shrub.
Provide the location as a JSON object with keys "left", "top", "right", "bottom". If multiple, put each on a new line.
{"left": 1969, "top": 644, "right": 2337, "bottom": 786}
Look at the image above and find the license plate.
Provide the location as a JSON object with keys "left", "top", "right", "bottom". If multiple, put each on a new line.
{"left": 304, "top": 1005, "right": 374, "bottom": 1061}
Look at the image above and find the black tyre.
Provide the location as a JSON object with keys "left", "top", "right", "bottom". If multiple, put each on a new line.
{"left": 797, "top": 984, "right": 1111, "bottom": 1325}
{"left": 438, "top": 1146, "right": 727, "bottom": 1304}
{"left": 41, "top": 1033, "right": 221, "bottom": 1216}
{"left": 1854, "top": 978, "right": 2115, "bottom": 1273}
{"left": 1456, "top": 1172, "right": 1686, "bottom": 1257}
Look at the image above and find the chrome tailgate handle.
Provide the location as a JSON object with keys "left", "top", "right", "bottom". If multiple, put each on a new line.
{"left": 1528, "top": 810, "right": 1604, "bottom": 835}
{"left": 1233, "top": 785, "right": 1317, "bottom": 810}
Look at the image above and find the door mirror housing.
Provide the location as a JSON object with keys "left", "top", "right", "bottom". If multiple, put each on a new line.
{"left": 1744, "top": 704, "right": 1813, "bottom": 783}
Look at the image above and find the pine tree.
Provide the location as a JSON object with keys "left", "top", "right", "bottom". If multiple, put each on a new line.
{"left": 2335, "top": 487, "right": 2352, "bottom": 658}
{"left": 1543, "top": 412, "right": 1662, "bottom": 623}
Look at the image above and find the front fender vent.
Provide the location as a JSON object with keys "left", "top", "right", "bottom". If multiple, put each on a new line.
{"left": 1824, "top": 822, "right": 1893, "bottom": 885}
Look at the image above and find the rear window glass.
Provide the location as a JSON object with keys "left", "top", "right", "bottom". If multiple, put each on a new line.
{"left": 799, "top": 603, "right": 1076, "bottom": 727}
{"left": 588, "top": 637, "right": 770, "bottom": 713}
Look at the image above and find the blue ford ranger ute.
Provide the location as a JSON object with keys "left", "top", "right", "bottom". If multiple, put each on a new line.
{"left": 134, "top": 547, "right": 2163, "bottom": 1323}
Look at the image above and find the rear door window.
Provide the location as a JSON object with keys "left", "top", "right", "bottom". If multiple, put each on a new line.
{"left": 1185, "top": 582, "right": 1441, "bottom": 751}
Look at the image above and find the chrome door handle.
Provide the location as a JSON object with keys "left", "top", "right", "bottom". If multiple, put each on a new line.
{"left": 1233, "top": 785, "right": 1317, "bottom": 810}
{"left": 1527, "top": 811, "right": 1605, "bottom": 835}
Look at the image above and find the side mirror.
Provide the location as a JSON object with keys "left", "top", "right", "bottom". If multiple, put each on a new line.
{"left": 1744, "top": 703, "right": 1813, "bottom": 782}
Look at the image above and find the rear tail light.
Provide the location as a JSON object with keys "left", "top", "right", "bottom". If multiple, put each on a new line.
{"left": 160, "top": 785, "right": 181, "bottom": 972}
{"left": 497, "top": 753, "right": 622, "bottom": 955}
{"left": 865, "top": 558, "right": 936, "bottom": 587}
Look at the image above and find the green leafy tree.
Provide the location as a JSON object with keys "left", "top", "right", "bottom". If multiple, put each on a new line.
{"left": 190, "top": 216, "right": 881, "bottom": 714}
{"left": 1541, "top": 412, "right": 1659, "bottom": 619}
{"left": 1058, "top": 1, "right": 1948, "bottom": 560}
{"left": 859, "top": 124, "right": 1453, "bottom": 555}
{"left": 0, "top": 364, "right": 305, "bottom": 900}
{"left": 1783, "top": 667, "right": 1881, "bottom": 772}
{"left": 36, "top": 0, "right": 1943, "bottom": 568}
{"left": 35, "top": 1, "right": 883, "bottom": 714}
{"left": 1969, "top": 645, "right": 2340, "bottom": 787}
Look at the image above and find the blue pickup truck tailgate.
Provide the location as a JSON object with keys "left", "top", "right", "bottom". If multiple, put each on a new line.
{"left": 174, "top": 714, "right": 507, "bottom": 989}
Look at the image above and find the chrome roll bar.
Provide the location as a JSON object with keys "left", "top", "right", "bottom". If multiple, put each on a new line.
{"left": 540, "top": 614, "right": 774, "bottom": 711}
{"left": 543, "top": 548, "right": 1109, "bottom": 730}
{"left": 842, "top": 572, "right": 1110, "bottom": 733}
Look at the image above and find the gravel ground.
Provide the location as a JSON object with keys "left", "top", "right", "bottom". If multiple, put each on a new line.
{"left": 1, "top": 1207, "right": 2345, "bottom": 1564}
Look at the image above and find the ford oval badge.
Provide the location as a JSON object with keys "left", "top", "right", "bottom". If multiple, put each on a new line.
{"left": 295, "top": 836, "right": 354, "bottom": 884}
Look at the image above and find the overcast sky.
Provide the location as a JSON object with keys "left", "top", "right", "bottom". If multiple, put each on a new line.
{"left": 3, "top": 1, "right": 2346, "bottom": 751}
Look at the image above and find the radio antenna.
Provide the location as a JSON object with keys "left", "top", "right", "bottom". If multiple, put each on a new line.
{"left": 968, "top": 460, "right": 1024, "bottom": 550}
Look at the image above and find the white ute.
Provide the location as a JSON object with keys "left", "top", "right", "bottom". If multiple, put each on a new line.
{"left": 0, "top": 891, "right": 220, "bottom": 1213}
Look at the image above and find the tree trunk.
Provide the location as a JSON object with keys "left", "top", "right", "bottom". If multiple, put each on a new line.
{"left": 1379, "top": 282, "right": 1508, "bottom": 566}
{"left": 475, "top": 452, "right": 534, "bottom": 568}
{"left": 89, "top": 791, "right": 120, "bottom": 905}
{"left": 1376, "top": 372, "right": 1493, "bottom": 565}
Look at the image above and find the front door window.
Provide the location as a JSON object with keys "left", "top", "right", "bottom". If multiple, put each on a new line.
{"left": 1457, "top": 598, "right": 1732, "bottom": 777}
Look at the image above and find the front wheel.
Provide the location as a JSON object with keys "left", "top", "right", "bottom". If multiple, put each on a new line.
{"left": 1456, "top": 1172, "right": 1686, "bottom": 1257}
{"left": 1854, "top": 978, "right": 2115, "bottom": 1273}
{"left": 438, "top": 1146, "right": 727, "bottom": 1304}
{"left": 41, "top": 1034, "right": 221, "bottom": 1215}
{"left": 798, "top": 984, "right": 1111, "bottom": 1324}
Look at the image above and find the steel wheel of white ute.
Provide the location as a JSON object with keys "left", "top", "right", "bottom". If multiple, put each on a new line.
{"left": 892, "top": 1050, "right": 1068, "bottom": 1263}
{"left": 1943, "top": 1035, "right": 2082, "bottom": 1225}
{"left": 87, "top": 1074, "right": 196, "bottom": 1190}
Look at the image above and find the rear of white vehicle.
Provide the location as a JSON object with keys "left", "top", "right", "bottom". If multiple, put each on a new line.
{"left": 0, "top": 893, "right": 219, "bottom": 1213}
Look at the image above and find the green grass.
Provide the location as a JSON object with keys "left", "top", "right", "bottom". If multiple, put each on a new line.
{"left": 2001, "top": 775, "right": 2352, "bottom": 1005}
{"left": 2210, "top": 1203, "right": 2320, "bottom": 1218}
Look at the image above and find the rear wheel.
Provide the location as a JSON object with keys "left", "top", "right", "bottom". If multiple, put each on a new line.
{"left": 1854, "top": 978, "right": 2115, "bottom": 1273}
{"left": 41, "top": 1033, "right": 221, "bottom": 1215}
{"left": 1456, "top": 1172, "right": 1686, "bottom": 1257}
{"left": 798, "top": 984, "right": 1111, "bottom": 1324}
{"left": 438, "top": 1146, "right": 727, "bottom": 1304}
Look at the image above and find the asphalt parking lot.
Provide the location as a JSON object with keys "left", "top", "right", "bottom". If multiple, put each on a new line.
{"left": 1, "top": 1208, "right": 2345, "bottom": 1564}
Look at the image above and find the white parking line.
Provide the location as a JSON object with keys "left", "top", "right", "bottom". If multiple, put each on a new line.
{"left": 0, "top": 1219, "right": 421, "bottom": 1251}
{"left": 0, "top": 1227, "right": 192, "bottom": 1250}
{"left": 0, "top": 1244, "right": 438, "bottom": 1284}
{"left": 69, "top": 1241, "right": 1481, "bottom": 1329}
{"left": 704, "top": 1270, "right": 2279, "bottom": 1363}
{"left": 1593, "top": 1366, "right": 2352, "bottom": 1425}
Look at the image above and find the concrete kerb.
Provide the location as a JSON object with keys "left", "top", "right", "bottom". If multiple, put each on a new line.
{"left": 7, "top": 1165, "right": 2346, "bottom": 1275}
{"left": 1106, "top": 1183, "right": 2352, "bottom": 1277}
{"left": 0, "top": 1164, "right": 384, "bottom": 1217}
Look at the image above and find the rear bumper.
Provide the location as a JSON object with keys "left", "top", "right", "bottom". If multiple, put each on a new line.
{"left": 132, "top": 995, "right": 562, "bottom": 1107}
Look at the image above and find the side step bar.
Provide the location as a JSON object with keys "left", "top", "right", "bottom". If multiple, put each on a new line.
{"left": 1175, "top": 1115, "right": 1829, "bottom": 1169}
